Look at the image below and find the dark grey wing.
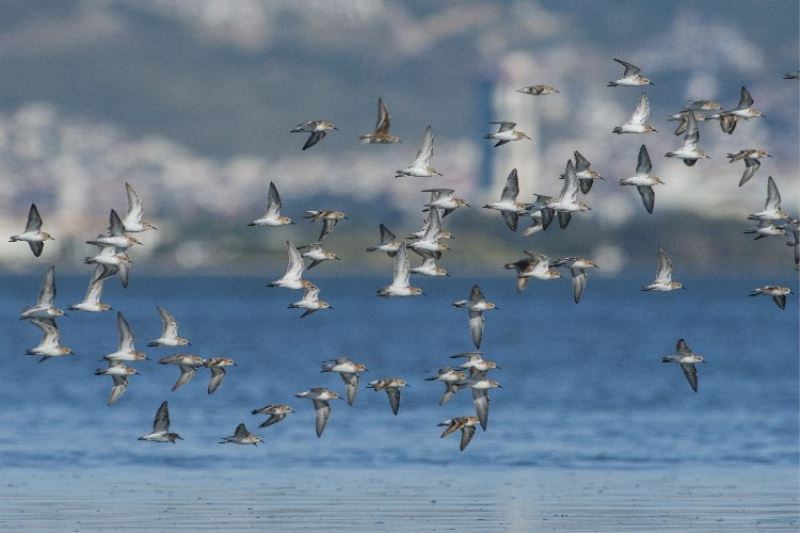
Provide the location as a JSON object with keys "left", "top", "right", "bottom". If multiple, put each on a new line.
{"left": 460, "top": 425, "right": 476, "bottom": 451}
{"left": 153, "top": 401, "right": 170, "bottom": 432}
{"left": 386, "top": 388, "right": 401, "bottom": 415}
{"left": 738, "top": 86, "right": 754, "bottom": 109}
{"left": 172, "top": 365, "right": 198, "bottom": 391}
{"left": 469, "top": 285, "right": 484, "bottom": 303}
{"left": 26, "top": 204, "right": 43, "bottom": 232}
{"left": 680, "top": 364, "right": 698, "bottom": 393}
{"left": 684, "top": 111, "right": 699, "bottom": 145}
{"left": 302, "top": 131, "right": 327, "bottom": 151}
{"left": 676, "top": 339, "right": 691, "bottom": 354}
{"left": 313, "top": 400, "right": 331, "bottom": 437}
{"left": 375, "top": 97, "right": 390, "bottom": 134}
{"left": 739, "top": 159, "right": 760, "bottom": 187}
{"left": 379, "top": 223, "right": 396, "bottom": 242}
{"left": 233, "top": 423, "right": 249, "bottom": 439}
{"left": 765, "top": 176, "right": 781, "bottom": 211}
{"left": 574, "top": 150, "right": 591, "bottom": 172}
{"left": 493, "top": 140, "right": 510, "bottom": 148}
{"left": 571, "top": 268, "right": 587, "bottom": 304}
{"left": 501, "top": 169, "right": 519, "bottom": 202}
{"left": 636, "top": 144, "right": 652, "bottom": 175}
{"left": 267, "top": 181, "right": 282, "bottom": 215}
{"left": 208, "top": 366, "right": 226, "bottom": 394}
{"left": 319, "top": 218, "right": 337, "bottom": 241}
{"left": 342, "top": 373, "right": 359, "bottom": 406}
{"left": 636, "top": 186, "right": 655, "bottom": 214}
{"left": 259, "top": 413, "right": 285, "bottom": 428}
{"left": 673, "top": 113, "right": 689, "bottom": 136}
{"left": 108, "top": 209, "right": 125, "bottom": 237}
{"left": 578, "top": 178, "right": 593, "bottom": 194}
{"left": 772, "top": 294, "right": 787, "bottom": 310}
{"left": 720, "top": 114, "right": 738, "bottom": 134}
{"left": 614, "top": 57, "right": 641, "bottom": 76}
{"left": 557, "top": 211, "right": 571, "bottom": 229}
{"left": 501, "top": 211, "right": 519, "bottom": 232}
{"left": 516, "top": 276, "right": 530, "bottom": 293}
{"left": 468, "top": 310, "right": 484, "bottom": 350}
{"left": 108, "top": 375, "right": 129, "bottom": 405}
{"left": 29, "top": 241, "right": 44, "bottom": 257}
{"left": 472, "top": 389, "right": 489, "bottom": 430}
{"left": 540, "top": 208, "right": 554, "bottom": 231}
{"left": 439, "top": 420, "right": 460, "bottom": 438}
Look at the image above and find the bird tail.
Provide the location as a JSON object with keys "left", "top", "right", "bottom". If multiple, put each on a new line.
{"left": 612, "top": 127, "right": 622, "bottom": 134}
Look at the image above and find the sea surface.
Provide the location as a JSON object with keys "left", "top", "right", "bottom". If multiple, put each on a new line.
{"left": 1, "top": 274, "right": 797, "bottom": 531}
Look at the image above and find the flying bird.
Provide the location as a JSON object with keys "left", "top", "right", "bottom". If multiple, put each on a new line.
{"left": 360, "top": 98, "right": 400, "bottom": 144}
{"left": 248, "top": 182, "right": 293, "bottom": 227}
{"left": 608, "top": 58, "right": 654, "bottom": 86}
{"left": 642, "top": 247, "right": 684, "bottom": 291}
{"left": 395, "top": 126, "right": 441, "bottom": 177}
{"left": 727, "top": 149, "right": 770, "bottom": 187}
{"left": 613, "top": 93, "right": 657, "bottom": 134}
{"left": 148, "top": 306, "right": 190, "bottom": 347}
{"left": 122, "top": 182, "right": 157, "bottom": 233}
{"left": 619, "top": 144, "right": 664, "bottom": 214}
{"left": 661, "top": 339, "right": 705, "bottom": 393}
{"left": 291, "top": 120, "right": 338, "bottom": 150}
{"left": 452, "top": 285, "right": 497, "bottom": 349}
{"left": 139, "top": 401, "right": 182, "bottom": 443}
{"left": 484, "top": 121, "right": 531, "bottom": 147}
{"left": 9, "top": 204, "right": 54, "bottom": 257}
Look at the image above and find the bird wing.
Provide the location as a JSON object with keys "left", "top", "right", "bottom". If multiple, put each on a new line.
{"left": 472, "top": 388, "right": 489, "bottom": 430}
{"left": 302, "top": 131, "right": 327, "bottom": 150}
{"left": 571, "top": 268, "right": 588, "bottom": 304}
{"left": 500, "top": 168, "right": 519, "bottom": 202}
{"left": 460, "top": 425, "right": 476, "bottom": 451}
{"left": 153, "top": 401, "right": 170, "bottom": 433}
{"left": 84, "top": 269, "right": 105, "bottom": 305}
{"left": 501, "top": 211, "right": 519, "bottom": 232}
{"left": 655, "top": 247, "right": 673, "bottom": 284}
{"left": 573, "top": 150, "right": 591, "bottom": 172}
{"left": 739, "top": 158, "right": 760, "bottom": 187}
{"left": 738, "top": 86, "right": 754, "bottom": 109}
{"left": 422, "top": 207, "right": 442, "bottom": 241}
{"left": 765, "top": 176, "right": 781, "bottom": 211}
{"left": 469, "top": 285, "right": 485, "bottom": 304}
{"left": 676, "top": 338, "right": 691, "bottom": 354}
{"left": 629, "top": 92, "right": 650, "bottom": 126}
{"left": 412, "top": 126, "right": 434, "bottom": 167}
{"left": 636, "top": 185, "right": 655, "bottom": 214}
{"left": 468, "top": 310, "right": 485, "bottom": 349}
{"left": 25, "top": 203, "right": 44, "bottom": 232}
{"left": 683, "top": 111, "right": 699, "bottom": 148}
{"left": 117, "top": 312, "right": 135, "bottom": 352}
{"left": 614, "top": 57, "right": 641, "bottom": 77}
{"left": 172, "top": 365, "right": 198, "bottom": 391}
{"left": 234, "top": 423, "right": 249, "bottom": 439}
{"left": 392, "top": 244, "right": 411, "bottom": 289}
{"left": 386, "top": 388, "right": 401, "bottom": 415}
{"left": 379, "top": 223, "right": 396, "bottom": 243}
{"left": 491, "top": 121, "right": 516, "bottom": 132}
{"left": 37, "top": 265, "right": 56, "bottom": 307}
{"left": 636, "top": 144, "right": 652, "bottom": 175}
{"left": 208, "top": 366, "right": 226, "bottom": 394}
{"left": 341, "top": 372, "right": 359, "bottom": 406}
{"left": 558, "top": 160, "right": 578, "bottom": 201}
{"left": 108, "top": 376, "right": 129, "bottom": 405}
{"left": 266, "top": 181, "right": 283, "bottom": 216}
{"left": 157, "top": 306, "right": 180, "bottom": 340}
{"left": 375, "top": 97, "right": 391, "bottom": 134}
{"left": 680, "top": 364, "right": 698, "bottom": 392}
{"left": 312, "top": 400, "right": 331, "bottom": 437}
{"left": 285, "top": 241, "right": 305, "bottom": 280}
{"left": 319, "top": 218, "right": 338, "bottom": 241}
{"left": 108, "top": 209, "right": 126, "bottom": 237}
{"left": 124, "top": 183, "right": 144, "bottom": 226}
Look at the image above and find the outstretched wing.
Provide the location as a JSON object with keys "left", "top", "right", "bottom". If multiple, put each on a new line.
{"left": 285, "top": 241, "right": 305, "bottom": 279}
{"left": 37, "top": 265, "right": 56, "bottom": 307}
{"left": 302, "top": 131, "right": 327, "bottom": 150}
{"left": 117, "top": 311, "right": 135, "bottom": 352}
{"left": 629, "top": 92, "right": 650, "bottom": 126}
{"left": 636, "top": 144, "right": 652, "bottom": 175}
{"left": 655, "top": 247, "right": 673, "bottom": 284}
{"left": 153, "top": 401, "right": 170, "bottom": 432}
{"left": 25, "top": 204, "right": 43, "bottom": 232}
{"left": 636, "top": 186, "right": 655, "bottom": 214}
{"left": 680, "top": 364, "right": 698, "bottom": 393}
{"left": 500, "top": 169, "right": 519, "bottom": 202}
{"left": 392, "top": 244, "right": 411, "bottom": 289}
{"left": 614, "top": 57, "right": 641, "bottom": 77}
{"left": 738, "top": 86, "right": 754, "bottom": 109}
{"left": 312, "top": 400, "right": 331, "bottom": 437}
{"left": 375, "top": 98, "right": 391, "bottom": 134}
{"left": 266, "top": 182, "right": 283, "bottom": 216}
{"left": 765, "top": 176, "right": 781, "bottom": 211}
{"left": 412, "top": 126, "right": 434, "bottom": 167}
{"left": 124, "top": 183, "right": 144, "bottom": 226}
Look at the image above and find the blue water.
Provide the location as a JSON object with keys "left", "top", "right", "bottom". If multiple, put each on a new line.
{"left": 0, "top": 274, "right": 797, "bottom": 470}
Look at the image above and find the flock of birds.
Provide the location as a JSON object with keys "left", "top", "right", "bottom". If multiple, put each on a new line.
{"left": 11, "top": 58, "right": 798, "bottom": 450}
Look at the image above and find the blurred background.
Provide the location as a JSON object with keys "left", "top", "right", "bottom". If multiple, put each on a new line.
{"left": 0, "top": 0, "right": 797, "bottom": 275}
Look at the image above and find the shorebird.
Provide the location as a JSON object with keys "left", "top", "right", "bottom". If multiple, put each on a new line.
{"left": 367, "top": 378, "right": 408, "bottom": 416}
{"left": 159, "top": 353, "right": 207, "bottom": 391}
{"left": 425, "top": 367, "right": 469, "bottom": 405}
{"left": 103, "top": 312, "right": 148, "bottom": 362}
{"left": 642, "top": 246, "right": 684, "bottom": 291}
{"left": 377, "top": 244, "right": 423, "bottom": 297}
{"left": 744, "top": 222, "right": 785, "bottom": 240}
{"left": 95, "top": 361, "right": 137, "bottom": 405}
{"left": 409, "top": 209, "right": 454, "bottom": 241}
{"left": 748, "top": 176, "right": 788, "bottom": 222}
{"left": 9, "top": 204, "right": 54, "bottom": 257}
{"left": 750, "top": 286, "right": 793, "bottom": 310}
{"left": 89, "top": 209, "right": 142, "bottom": 250}
{"left": 665, "top": 111, "right": 709, "bottom": 166}
{"left": 662, "top": 339, "right": 705, "bottom": 393}
{"left": 288, "top": 280, "right": 332, "bottom": 318}
{"left": 204, "top": 357, "right": 236, "bottom": 394}
{"left": 139, "top": 401, "right": 182, "bottom": 443}
{"left": 267, "top": 241, "right": 305, "bottom": 289}
{"left": 484, "top": 121, "right": 531, "bottom": 147}
{"left": 411, "top": 256, "right": 448, "bottom": 277}
{"left": 449, "top": 352, "right": 500, "bottom": 375}
{"left": 483, "top": 168, "right": 528, "bottom": 231}
{"left": 613, "top": 92, "right": 657, "bottom": 134}
{"left": 408, "top": 207, "right": 449, "bottom": 258}
{"left": 20, "top": 265, "right": 65, "bottom": 320}
{"left": 366, "top": 224, "right": 402, "bottom": 257}
{"left": 553, "top": 257, "right": 598, "bottom": 303}
{"left": 320, "top": 357, "right": 368, "bottom": 406}
{"left": 395, "top": 125, "right": 441, "bottom": 178}
{"left": 122, "top": 183, "right": 157, "bottom": 232}
{"left": 784, "top": 71, "right": 799, "bottom": 80}
{"left": 295, "top": 387, "right": 341, "bottom": 437}
{"left": 84, "top": 245, "right": 132, "bottom": 288}
{"left": 570, "top": 151, "right": 604, "bottom": 193}
{"left": 248, "top": 182, "right": 293, "bottom": 227}
{"left": 727, "top": 149, "right": 770, "bottom": 187}
{"left": 26, "top": 318, "right": 73, "bottom": 362}
{"left": 452, "top": 285, "right": 497, "bottom": 349}
{"left": 148, "top": 306, "right": 190, "bottom": 347}
{"left": 219, "top": 423, "right": 262, "bottom": 445}
{"left": 470, "top": 374, "right": 501, "bottom": 430}
{"left": 710, "top": 86, "right": 764, "bottom": 121}
{"left": 69, "top": 266, "right": 112, "bottom": 313}
{"left": 251, "top": 404, "right": 295, "bottom": 428}
{"left": 543, "top": 160, "right": 591, "bottom": 228}
{"left": 291, "top": 120, "right": 337, "bottom": 150}
{"left": 438, "top": 417, "right": 480, "bottom": 451}
{"left": 423, "top": 188, "right": 469, "bottom": 218}
{"left": 304, "top": 210, "right": 347, "bottom": 242}
{"left": 505, "top": 251, "right": 561, "bottom": 292}
{"left": 360, "top": 98, "right": 400, "bottom": 144}
{"left": 608, "top": 58, "right": 654, "bottom": 86}
{"left": 517, "top": 84, "right": 559, "bottom": 95}
{"left": 522, "top": 209, "right": 545, "bottom": 237}
{"left": 620, "top": 144, "right": 664, "bottom": 214}
{"left": 298, "top": 242, "right": 339, "bottom": 269}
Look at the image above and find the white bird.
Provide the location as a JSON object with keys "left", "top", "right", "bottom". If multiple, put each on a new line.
{"left": 69, "top": 266, "right": 112, "bottom": 313}
{"left": 219, "top": 423, "right": 263, "bottom": 445}
{"left": 483, "top": 168, "right": 528, "bottom": 231}
{"left": 642, "top": 247, "right": 684, "bottom": 291}
{"left": 395, "top": 126, "right": 441, "bottom": 178}
{"left": 665, "top": 111, "right": 709, "bottom": 166}
{"left": 267, "top": 241, "right": 305, "bottom": 289}
{"left": 423, "top": 188, "right": 469, "bottom": 218}
{"left": 121, "top": 183, "right": 157, "bottom": 232}
{"left": 484, "top": 121, "right": 531, "bottom": 147}
{"left": 84, "top": 244, "right": 132, "bottom": 289}
{"left": 295, "top": 388, "right": 342, "bottom": 437}
{"left": 553, "top": 258, "right": 599, "bottom": 303}
{"left": 288, "top": 280, "right": 332, "bottom": 318}
{"left": 159, "top": 353, "right": 207, "bottom": 392}
{"left": 366, "top": 224, "right": 402, "bottom": 257}
{"left": 411, "top": 256, "right": 448, "bottom": 277}
{"left": 377, "top": 243, "right": 422, "bottom": 297}
{"left": 608, "top": 58, "right": 654, "bottom": 86}
{"left": 26, "top": 318, "right": 73, "bottom": 362}
{"left": 613, "top": 93, "right": 657, "bottom": 134}
{"left": 661, "top": 339, "right": 705, "bottom": 393}
{"left": 619, "top": 144, "right": 664, "bottom": 214}
{"left": 95, "top": 360, "right": 138, "bottom": 405}
{"left": 408, "top": 207, "right": 449, "bottom": 258}
{"left": 367, "top": 378, "right": 408, "bottom": 415}
{"left": 248, "top": 182, "right": 293, "bottom": 227}
{"left": 452, "top": 285, "right": 497, "bottom": 349}
{"left": 20, "top": 265, "right": 65, "bottom": 320}
{"left": 571, "top": 151, "right": 604, "bottom": 194}
{"left": 148, "top": 306, "right": 190, "bottom": 347}
{"left": 544, "top": 160, "right": 591, "bottom": 228}
{"left": 504, "top": 251, "right": 561, "bottom": 292}
{"left": 89, "top": 209, "right": 142, "bottom": 250}
{"left": 139, "top": 401, "right": 182, "bottom": 443}
{"left": 470, "top": 374, "right": 502, "bottom": 430}
{"left": 103, "top": 312, "right": 148, "bottom": 362}
{"left": 9, "top": 204, "right": 54, "bottom": 257}
{"left": 320, "top": 357, "right": 368, "bottom": 406}
{"left": 298, "top": 242, "right": 339, "bottom": 270}
{"left": 750, "top": 285, "right": 793, "bottom": 310}
{"left": 291, "top": 120, "right": 337, "bottom": 151}
{"left": 748, "top": 176, "right": 788, "bottom": 222}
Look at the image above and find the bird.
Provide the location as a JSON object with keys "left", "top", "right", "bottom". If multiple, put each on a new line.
{"left": 438, "top": 416, "right": 480, "bottom": 451}
{"left": 251, "top": 404, "right": 295, "bottom": 428}
{"left": 395, "top": 126, "right": 441, "bottom": 177}
{"left": 248, "top": 182, "right": 293, "bottom": 227}
{"left": 409, "top": 208, "right": 454, "bottom": 241}
{"left": 103, "top": 312, "right": 148, "bottom": 362}
{"left": 517, "top": 85, "right": 559, "bottom": 95}
{"left": 69, "top": 266, "right": 112, "bottom": 313}
{"left": 20, "top": 265, "right": 65, "bottom": 320}
{"left": 9, "top": 204, "right": 54, "bottom": 257}
{"left": 470, "top": 374, "right": 501, "bottom": 430}
{"left": 744, "top": 222, "right": 785, "bottom": 240}
{"left": 84, "top": 244, "right": 132, "bottom": 289}
{"left": 553, "top": 257, "right": 599, "bottom": 303}
{"left": 425, "top": 367, "right": 469, "bottom": 405}
{"left": 504, "top": 251, "right": 561, "bottom": 292}
{"left": 377, "top": 244, "right": 423, "bottom": 297}
{"left": 158, "top": 353, "right": 207, "bottom": 391}
{"left": 665, "top": 111, "right": 709, "bottom": 166}
{"left": 750, "top": 286, "right": 793, "bottom": 310}
{"left": 543, "top": 160, "right": 591, "bottom": 227}
{"left": 642, "top": 247, "right": 684, "bottom": 291}
{"left": 709, "top": 86, "right": 764, "bottom": 122}
{"left": 95, "top": 361, "right": 138, "bottom": 405}
{"left": 267, "top": 241, "right": 305, "bottom": 289}
{"left": 483, "top": 168, "right": 528, "bottom": 231}
{"left": 291, "top": 120, "right": 337, "bottom": 150}
{"left": 661, "top": 339, "right": 705, "bottom": 393}
{"left": 367, "top": 378, "right": 408, "bottom": 415}
{"left": 570, "top": 151, "right": 604, "bottom": 194}
{"left": 138, "top": 401, "right": 182, "bottom": 443}
{"left": 484, "top": 121, "right": 531, "bottom": 147}
{"left": 784, "top": 71, "right": 799, "bottom": 80}
{"left": 449, "top": 352, "right": 500, "bottom": 374}
{"left": 205, "top": 357, "right": 236, "bottom": 394}
{"left": 148, "top": 306, "right": 190, "bottom": 347}
{"left": 121, "top": 182, "right": 157, "bottom": 233}
{"left": 25, "top": 318, "right": 73, "bottom": 362}
{"left": 88, "top": 209, "right": 142, "bottom": 250}
{"left": 452, "top": 285, "right": 497, "bottom": 349}
{"left": 411, "top": 256, "right": 448, "bottom": 277}
{"left": 608, "top": 58, "right": 653, "bottom": 86}
{"left": 727, "top": 149, "right": 770, "bottom": 187}
{"left": 294, "top": 388, "right": 341, "bottom": 437}
{"left": 298, "top": 242, "right": 339, "bottom": 269}
{"left": 303, "top": 210, "right": 347, "bottom": 242}
{"left": 288, "top": 280, "right": 332, "bottom": 318}
{"left": 620, "top": 144, "right": 663, "bottom": 214}
{"left": 748, "top": 176, "right": 789, "bottom": 222}
{"left": 360, "top": 98, "right": 400, "bottom": 144}
{"left": 408, "top": 207, "right": 449, "bottom": 258}
{"left": 320, "top": 357, "right": 368, "bottom": 405}
{"left": 366, "top": 224, "right": 402, "bottom": 257}
{"left": 613, "top": 92, "right": 657, "bottom": 134}
{"left": 422, "top": 188, "right": 469, "bottom": 218}
{"left": 219, "top": 423, "right": 262, "bottom": 445}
